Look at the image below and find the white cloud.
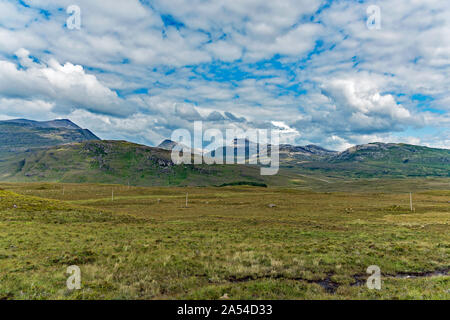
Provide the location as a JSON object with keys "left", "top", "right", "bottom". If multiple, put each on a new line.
{"left": 0, "top": 50, "right": 133, "bottom": 116}
{"left": 0, "top": 1, "right": 35, "bottom": 29}
{"left": 321, "top": 77, "right": 413, "bottom": 128}
{"left": 0, "top": 0, "right": 447, "bottom": 150}
{"left": 206, "top": 41, "right": 242, "bottom": 62}
{"left": 271, "top": 121, "right": 301, "bottom": 144}
{"left": 0, "top": 98, "right": 55, "bottom": 120}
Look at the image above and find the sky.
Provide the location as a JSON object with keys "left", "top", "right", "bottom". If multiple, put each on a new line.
{"left": 0, "top": 0, "right": 449, "bottom": 151}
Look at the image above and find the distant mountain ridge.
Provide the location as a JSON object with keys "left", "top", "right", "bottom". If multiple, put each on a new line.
{"left": 205, "top": 138, "right": 338, "bottom": 162}
{"left": 280, "top": 144, "right": 338, "bottom": 156}
{"left": 296, "top": 142, "right": 450, "bottom": 178}
{"left": 0, "top": 118, "right": 100, "bottom": 156}
{"left": 0, "top": 140, "right": 271, "bottom": 186}
{"left": 157, "top": 138, "right": 449, "bottom": 178}
{"left": 157, "top": 139, "right": 203, "bottom": 155}
{"left": 157, "top": 139, "right": 180, "bottom": 150}
{"left": 1, "top": 118, "right": 82, "bottom": 130}
{"left": 0, "top": 120, "right": 448, "bottom": 185}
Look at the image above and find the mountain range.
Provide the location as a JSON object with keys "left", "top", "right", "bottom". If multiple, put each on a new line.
{"left": 0, "top": 119, "right": 99, "bottom": 157}
{"left": 0, "top": 118, "right": 448, "bottom": 186}
{"left": 160, "top": 138, "right": 450, "bottom": 177}
{"left": 201, "top": 138, "right": 338, "bottom": 163}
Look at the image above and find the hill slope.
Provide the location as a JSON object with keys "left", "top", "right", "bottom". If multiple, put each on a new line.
{"left": 0, "top": 140, "right": 280, "bottom": 186}
{"left": 293, "top": 142, "right": 450, "bottom": 178}
{"left": 207, "top": 139, "right": 449, "bottom": 178}
{"left": 0, "top": 118, "right": 448, "bottom": 185}
{"left": 209, "top": 139, "right": 338, "bottom": 163}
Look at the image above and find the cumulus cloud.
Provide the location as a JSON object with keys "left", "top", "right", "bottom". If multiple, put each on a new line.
{"left": 0, "top": 49, "right": 133, "bottom": 117}
{"left": 0, "top": 0, "right": 448, "bottom": 150}
{"left": 320, "top": 77, "right": 413, "bottom": 132}
{"left": 0, "top": 98, "right": 56, "bottom": 120}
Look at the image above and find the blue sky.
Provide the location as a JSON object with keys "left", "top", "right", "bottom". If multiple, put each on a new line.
{"left": 0, "top": 0, "right": 448, "bottom": 150}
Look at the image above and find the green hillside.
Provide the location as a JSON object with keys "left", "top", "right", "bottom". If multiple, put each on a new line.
{"left": 0, "top": 140, "right": 281, "bottom": 186}
{"left": 293, "top": 143, "right": 450, "bottom": 178}
{"left": 0, "top": 139, "right": 448, "bottom": 186}
{"left": 0, "top": 119, "right": 448, "bottom": 185}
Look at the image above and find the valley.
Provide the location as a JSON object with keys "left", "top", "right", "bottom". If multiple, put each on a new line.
{"left": 0, "top": 181, "right": 448, "bottom": 299}
{"left": 0, "top": 119, "right": 448, "bottom": 300}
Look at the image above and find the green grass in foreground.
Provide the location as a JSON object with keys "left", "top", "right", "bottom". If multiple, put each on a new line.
{"left": 0, "top": 181, "right": 448, "bottom": 300}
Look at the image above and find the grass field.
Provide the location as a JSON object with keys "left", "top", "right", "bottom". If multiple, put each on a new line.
{"left": 0, "top": 180, "right": 449, "bottom": 300}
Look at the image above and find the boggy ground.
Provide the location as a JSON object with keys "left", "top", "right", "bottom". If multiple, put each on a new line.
{"left": 0, "top": 181, "right": 448, "bottom": 299}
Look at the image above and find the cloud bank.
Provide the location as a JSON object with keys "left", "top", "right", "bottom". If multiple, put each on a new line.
{"left": 0, "top": 0, "right": 448, "bottom": 150}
